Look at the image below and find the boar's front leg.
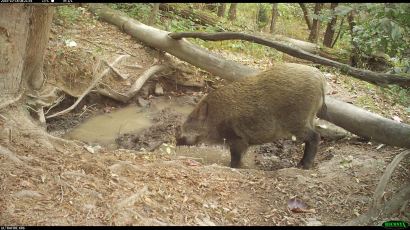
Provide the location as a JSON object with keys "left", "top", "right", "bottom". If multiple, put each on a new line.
{"left": 298, "top": 129, "right": 320, "bottom": 169}
{"left": 217, "top": 121, "right": 249, "bottom": 168}
{"left": 229, "top": 138, "right": 249, "bottom": 168}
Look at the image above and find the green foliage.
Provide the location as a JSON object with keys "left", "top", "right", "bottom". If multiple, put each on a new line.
{"left": 277, "top": 4, "right": 302, "bottom": 19}
{"left": 56, "top": 5, "right": 82, "bottom": 25}
{"left": 349, "top": 3, "right": 410, "bottom": 58}
{"left": 257, "top": 4, "right": 269, "bottom": 29}
{"left": 385, "top": 86, "right": 410, "bottom": 107}
{"left": 110, "top": 3, "right": 153, "bottom": 24}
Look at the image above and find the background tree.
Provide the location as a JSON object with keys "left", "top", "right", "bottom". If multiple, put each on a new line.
{"left": 228, "top": 3, "right": 238, "bottom": 21}
{"left": 148, "top": 3, "right": 159, "bottom": 26}
{"left": 217, "top": 3, "right": 226, "bottom": 18}
{"left": 270, "top": 3, "right": 279, "bottom": 33}
{"left": 1, "top": 5, "right": 54, "bottom": 97}
{"left": 299, "top": 3, "right": 312, "bottom": 30}
{"left": 308, "top": 3, "right": 324, "bottom": 43}
{"left": 347, "top": 9, "right": 359, "bottom": 67}
{"left": 323, "top": 3, "right": 338, "bottom": 47}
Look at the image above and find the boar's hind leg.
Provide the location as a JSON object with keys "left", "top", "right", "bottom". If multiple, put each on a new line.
{"left": 229, "top": 139, "right": 249, "bottom": 168}
{"left": 298, "top": 129, "right": 320, "bottom": 170}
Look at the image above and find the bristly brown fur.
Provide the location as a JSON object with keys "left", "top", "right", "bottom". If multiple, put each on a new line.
{"left": 177, "top": 63, "right": 327, "bottom": 169}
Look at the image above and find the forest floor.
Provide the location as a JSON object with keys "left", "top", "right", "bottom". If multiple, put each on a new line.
{"left": 0, "top": 6, "right": 409, "bottom": 226}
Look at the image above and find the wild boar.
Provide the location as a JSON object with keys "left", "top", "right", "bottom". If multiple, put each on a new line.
{"left": 176, "top": 63, "right": 327, "bottom": 169}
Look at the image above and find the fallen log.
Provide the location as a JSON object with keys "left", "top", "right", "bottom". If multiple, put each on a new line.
{"left": 257, "top": 34, "right": 350, "bottom": 64}
{"left": 325, "top": 97, "right": 410, "bottom": 148}
{"left": 168, "top": 32, "right": 410, "bottom": 88}
{"left": 275, "top": 35, "right": 350, "bottom": 64}
{"left": 254, "top": 33, "right": 350, "bottom": 65}
{"left": 88, "top": 4, "right": 410, "bottom": 149}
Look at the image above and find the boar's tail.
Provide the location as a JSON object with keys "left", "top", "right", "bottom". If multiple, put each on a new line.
{"left": 317, "top": 90, "right": 331, "bottom": 122}
{"left": 317, "top": 102, "right": 329, "bottom": 120}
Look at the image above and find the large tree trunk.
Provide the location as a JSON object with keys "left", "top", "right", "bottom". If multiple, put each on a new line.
{"left": 228, "top": 3, "right": 237, "bottom": 21}
{"left": 1, "top": 4, "right": 57, "bottom": 148}
{"left": 1, "top": 5, "right": 54, "bottom": 103}
{"left": 217, "top": 3, "right": 226, "bottom": 18}
{"left": 331, "top": 16, "right": 345, "bottom": 48}
{"left": 299, "top": 3, "right": 312, "bottom": 30}
{"left": 88, "top": 4, "right": 410, "bottom": 149}
{"left": 24, "top": 6, "right": 55, "bottom": 90}
{"left": 1, "top": 5, "right": 30, "bottom": 99}
{"left": 269, "top": 3, "right": 279, "bottom": 33}
{"left": 308, "top": 3, "right": 324, "bottom": 43}
{"left": 323, "top": 3, "right": 338, "bottom": 48}
{"left": 159, "top": 3, "right": 218, "bottom": 27}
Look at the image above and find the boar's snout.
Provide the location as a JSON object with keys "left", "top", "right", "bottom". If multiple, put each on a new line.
{"left": 175, "top": 135, "right": 198, "bottom": 146}
{"left": 175, "top": 125, "right": 198, "bottom": 146}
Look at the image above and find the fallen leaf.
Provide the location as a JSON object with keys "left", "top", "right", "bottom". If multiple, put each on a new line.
{"left": 20, "top": 180, "right": 32, "bottom": 188}
{"left": 40, "top": 175, "right": 47, "bottom": 183}
{"left": 376, "top": 144, "right": 385, "bottom": 150}
{"left": 185, "top": 159, "right": 201, "bottom": 166}
{"left": 84, "top": 145, "right": 95, "bottom": 154}
{"left": 65, "top": 39, "right": 77, "bottom": 47}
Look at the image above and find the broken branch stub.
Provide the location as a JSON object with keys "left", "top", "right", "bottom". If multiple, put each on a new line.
{"left": 97, "top": 64, "right": 170, "bottom": 103}
{"left": 46, "top": 55, "right": 129, "bottom": 119}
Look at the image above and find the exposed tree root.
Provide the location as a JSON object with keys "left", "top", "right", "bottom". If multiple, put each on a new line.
{"left": 2, "top": 107, "right": 81, "bottom": 154}
{"left": 343, "top": 150, "right": 410, "bottom": 225}
{"left": 0, "top": 91, "right": 24, "bottom": 110}
{"left": 46, "top": 55, "right": 129, "bottom": 119}
{"left": 97, "top": 64, "right": 170, "bottom": 103}
{"left": 103, "top": 59, "right": 129, "bottom": 80}
{"left": 0, "top": 145, "right": 44, "bottom": 173}
{"left": 0, "top": 145, "right": 24, "bottom": 165}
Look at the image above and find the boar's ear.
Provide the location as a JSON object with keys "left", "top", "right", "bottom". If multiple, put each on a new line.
{"left": 197, "top": 102, "right": 208, "bottom": 121}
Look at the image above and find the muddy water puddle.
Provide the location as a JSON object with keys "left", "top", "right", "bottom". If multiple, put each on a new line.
{"left": 175, "top": 145, "right": 262, "bottom": 170}
{"left": 64, "top": 96, "right": 194, "bottom": 145}
{"left": 64, "top": 106, "right": 151, "bottom": 145}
